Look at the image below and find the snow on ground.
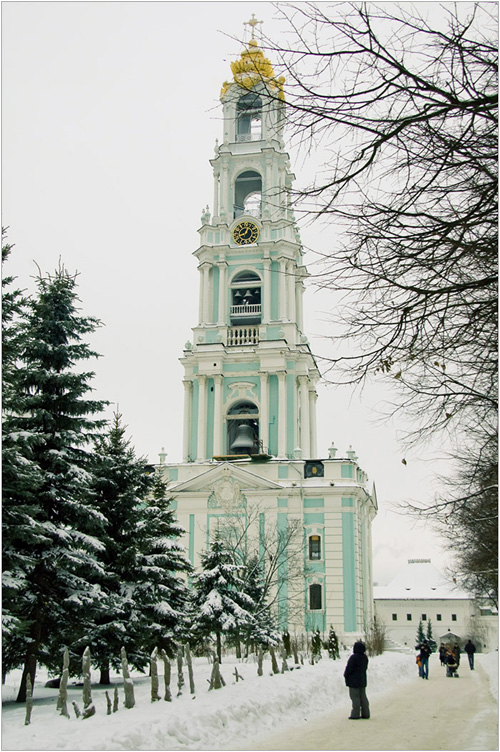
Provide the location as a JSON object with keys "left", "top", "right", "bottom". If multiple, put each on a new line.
{"left": 2, "top": 650, "right": 497, "bottom": 751}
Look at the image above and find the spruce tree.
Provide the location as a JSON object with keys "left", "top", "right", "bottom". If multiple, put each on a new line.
{"left": 190, "top": 529, "right": 255, "bottom": 663}
{"left": 416, "top": 619, "right": 426, "bottom": 645}
{"left": 328, "top": 626, "right": 340, "bottom": 660}
{"left": 1, "top": 239, "right": 44, "bottom": 678}
{"left": 9, "top": 265, "right": 108, "bottom": 702}
{"left": 80, "top": 411, "right": 155, "bottom": 683}
{"left": 135, "top": 471, "right": 192, "bottom": 657}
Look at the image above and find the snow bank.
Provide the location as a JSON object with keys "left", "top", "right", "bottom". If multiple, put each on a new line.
{"left": 2, "top": 651, "right": 417, "bottom": 751}
{"left": 476, "top": 652, "right": 498, "bottom": 701}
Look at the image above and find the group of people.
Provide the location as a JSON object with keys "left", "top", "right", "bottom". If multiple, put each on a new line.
{"left": 343, "top": 636, "right": 477, "bottom": 721}
{"left": 415, "top": 638, "right": 477, "bottom": 680}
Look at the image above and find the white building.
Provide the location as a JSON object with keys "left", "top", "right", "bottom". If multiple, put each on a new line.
{"left": 157, "top": 30, "right": 377, "bottom": 639}
{"left": 374, "top": 558, "right": 498, "bottom": 652}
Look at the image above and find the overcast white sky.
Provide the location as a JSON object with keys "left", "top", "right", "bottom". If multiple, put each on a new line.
{"left": 3, "top": 1, "right": 458, "bottom": 584}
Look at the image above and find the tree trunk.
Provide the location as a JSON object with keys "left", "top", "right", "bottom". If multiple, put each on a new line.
{"left": 216, "top": 631, "right": 222, "bottom": 664}
{"left": 99, "top": 661, "right": 111, "bottom": 685}
{"left": 17, "top": 646, "right": 38, "bottom": 704}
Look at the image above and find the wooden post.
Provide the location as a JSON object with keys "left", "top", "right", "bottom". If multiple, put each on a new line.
{"left": 185, "top": 644, "right": 196, "bottom": 695}
{"left": 150, "top": 648, "right": 161, "bottom": 702}
{"left": 160, "top": 649, "right": 172, "bottom": 702}
{"left": 121, "top": 647, "right": 135, "bottom": 709}
{"left": 24, "top": 674, "right": 33, "bottom": 726}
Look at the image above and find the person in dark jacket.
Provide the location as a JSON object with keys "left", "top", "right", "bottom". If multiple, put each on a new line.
{"left": 464, "top": 639, "right": 476, "bottom": 670}
{"left": 344, "top": 641, "right": 370, "bottom": 719}
{"left": 415, "top": 639, "right": 432, "bottom": 679}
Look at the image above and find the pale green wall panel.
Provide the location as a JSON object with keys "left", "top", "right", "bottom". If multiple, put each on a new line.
{"left": 286, "top": 373, "right": 295, "bottom": 455}
{"left": 277, "top": 512, "right": 289, "bottom": 629}
{"left": 206, "top": 378, "right": 214, "bottom": 458}
{"left": 342, "top": 511, "right": 357, "bottom": 631}
{"left": 268, "top": 375, "right": 279, "bottom": 456}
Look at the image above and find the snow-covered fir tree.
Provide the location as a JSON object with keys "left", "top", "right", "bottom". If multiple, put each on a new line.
{"left": 80, "top": 411, "right": 156, "bottom": 684}
{"left": 416, "top": 619, "right": 426, "bottom": 645}
{"left": 135, "top": 471, "right": 192, "bottom": 658}
{"left": 7, "top": 265, "right": 108, "bottom": 702}
{"left": 189, "top": 529, "right": 256, "bottom": 663}
{"left": 327, "top": 626, "right": 340, "bottom": 660}
{"left": 1, "top": 239, "right": 44, "bottom": 679}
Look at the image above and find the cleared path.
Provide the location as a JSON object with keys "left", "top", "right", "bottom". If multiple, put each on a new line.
{"left": 248, "top": 660, "right": 498, "bottom": 751}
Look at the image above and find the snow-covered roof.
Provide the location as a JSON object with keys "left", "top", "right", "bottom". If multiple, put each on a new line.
{"left": 373, "top": 559, "right": 472, "bottom": 601}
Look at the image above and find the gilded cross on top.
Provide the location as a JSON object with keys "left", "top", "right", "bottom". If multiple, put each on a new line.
{"left": 244, "top": 13, "right": 263, "bottom": 40}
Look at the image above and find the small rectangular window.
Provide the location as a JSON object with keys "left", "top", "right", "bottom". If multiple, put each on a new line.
{"left": 407, "top": 614, "right": 412, "bottom": 621}
{"left": 436, "top": 614, "right": 442, "bottom": 621}
{"left": 422, "top": 614, "right": 427, "bottom": 621}
{"left": 452, "top": 614, "right": 457, "bottom": 621}
{"left": 309, "top": 535, "right": 321, "bottom": 560}
{"left": 392, "top": 613, "right": 397, "bottom": 621}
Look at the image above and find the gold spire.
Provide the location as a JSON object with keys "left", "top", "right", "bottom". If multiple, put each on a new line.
{"left": 220, "top": 21, "right": 285, "bottom": 100}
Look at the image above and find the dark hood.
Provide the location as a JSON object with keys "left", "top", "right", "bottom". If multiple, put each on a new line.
{"left": 353, "top": 641, "right": 366, "bottom": 654}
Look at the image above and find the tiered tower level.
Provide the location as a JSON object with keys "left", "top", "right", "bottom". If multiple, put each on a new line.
{"left": 162, "top": 32, "right": 377, "bottom": 636}
{"left": 181, "top": 39, "right": 318, "bottom": 462}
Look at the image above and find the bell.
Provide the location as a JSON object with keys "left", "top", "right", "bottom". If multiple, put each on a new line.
{"left": 230, "top": 422, "right": 255, "bottom": 453}
{"left": 242, "top": 289, "right": 254, "bottom": 304}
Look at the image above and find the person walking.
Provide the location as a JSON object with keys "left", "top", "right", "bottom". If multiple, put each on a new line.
{"left": 438, "top": 643, "right": 447, "bottom": 667}
{"left": 464, "top": 639, "right": 476, "bottom": 670}
{"left": 416, "top": 639, "right": 432, "bottom": 679}
{"left": 344, "top": 641, "right": 370, "bottom": 720}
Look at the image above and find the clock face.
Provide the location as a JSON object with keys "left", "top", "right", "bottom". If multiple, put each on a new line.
{"left": 232, "top": 221, "right": 259, "bottom": 245}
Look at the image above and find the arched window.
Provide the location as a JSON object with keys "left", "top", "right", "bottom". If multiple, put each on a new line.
{"left": 309, "top": 535, "right": 321, "bottom": 560}
{"left": 309, "top": 583, "right": 322, "bottom": 610}
{"left": 236, "top": 93, "right": 262, "bottom": 142}
{"left": 230, "top": 270, "right": 261, "bottom": 325}
{"left": 234, "top": 170, "right": 262, "bottom": 219}
{"left": 227, "top": 401, "right": 259, "bottom": 455}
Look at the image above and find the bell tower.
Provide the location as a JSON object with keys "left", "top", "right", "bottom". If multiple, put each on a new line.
{"left": 181, "top": 33, "right": 320, "bottom": 463}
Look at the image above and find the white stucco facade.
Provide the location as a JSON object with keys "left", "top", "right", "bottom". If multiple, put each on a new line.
{"left": 374, "top": 559, "right": 498, "bottom": 652}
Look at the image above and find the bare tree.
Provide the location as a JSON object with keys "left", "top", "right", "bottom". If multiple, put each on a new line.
{"left": 241, "top": 2, "right": 498, "bottom": 594}
{"left": 255, "top": 2, "right": 498, "bottom": 449}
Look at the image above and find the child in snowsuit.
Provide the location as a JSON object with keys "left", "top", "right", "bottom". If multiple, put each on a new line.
{"left": 344, "top": 641, "right": 370, "bottom": 719}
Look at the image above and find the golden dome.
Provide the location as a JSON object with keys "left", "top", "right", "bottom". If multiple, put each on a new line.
{"left": 221, "top": 39, "right": 285, "bottom": 100}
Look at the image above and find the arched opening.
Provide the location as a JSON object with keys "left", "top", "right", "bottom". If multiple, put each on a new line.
{"left": 234, "top": 171, "right": 262, "bottom": 219}
{"left": 230, "top": 270, "right": 261, "bottom": 325}
{"left": 236, "top": 93, "right": 262, "bottom": 142}
{"left": 227, "top": 401, "right": 259, "bottom": 455}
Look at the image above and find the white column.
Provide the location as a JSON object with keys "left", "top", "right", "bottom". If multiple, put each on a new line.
{"left": 259, "top": 372, "right": 269, "bottom": 453}
{"left": 213, "top": 171, "right": 219, "bottom": 218}
{"left": 263, "top": 258, "right": 271, "bottom": 323}
{"left": 202, "top": 264, "right": 211, "bottom": 324}
{"left": 279, "top": 258, "right": 287, "bottom": 321}
{"left": 278, "top": 371, "right": 287, "bottom": 458}
{"left": 217, "top": 261, "right": 227, "bottom": 325}
{"left": 213, "top": 375, "right": 223, "bottom": 456}
{"left": 221, "top": 166, "right": 229, "bottom": 221}
{"left": 196, "top": 375, "right": 207, "bottom": 461}
{"left": 287, "top": 260, "right": 296, "bottom": 324}
{"left": 309, "top": 389, "right": 318, "bottom": 458}
{"left": 182, "top": 380, "right": 193, "bottom": 462}
{"left": 296, "top": 280, "right": 304, "bottom": 332}
{"left": 299, "top": 376, "right": 310, "bottom": 458}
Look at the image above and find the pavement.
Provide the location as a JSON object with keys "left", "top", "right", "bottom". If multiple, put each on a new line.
{"left": 246, "top": 659, "right": 498, "bottom": 751}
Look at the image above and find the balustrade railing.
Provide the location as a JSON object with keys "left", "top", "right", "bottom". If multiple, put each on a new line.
{"left": 227, "top": 326, "right": 259, "bottom": 346}
{"left": 230, "top": 304, "right": 261, "bottom": 316}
